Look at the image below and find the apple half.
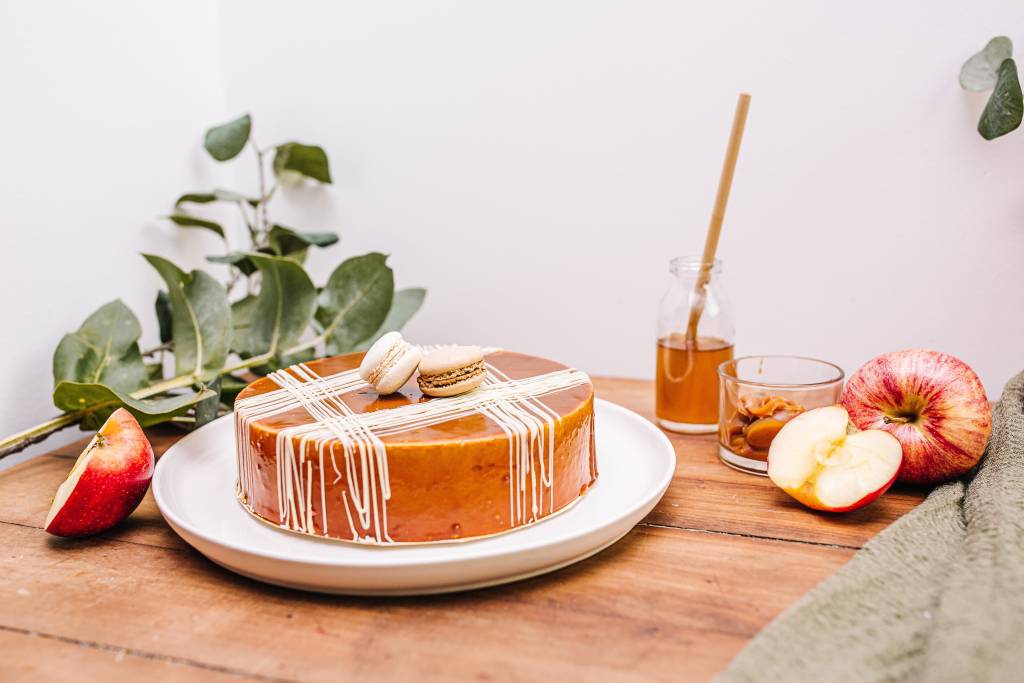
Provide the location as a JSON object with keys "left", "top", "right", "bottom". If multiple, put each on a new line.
{"left": 45, "top": 408, "right": 154, "bottom": 537}
{"left": 767, "top": 405, "right": 902, "bottom": 512}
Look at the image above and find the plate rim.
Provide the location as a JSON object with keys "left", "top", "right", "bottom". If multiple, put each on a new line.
{"left": 152, "top": 398, "right": 675, "bottom": 569}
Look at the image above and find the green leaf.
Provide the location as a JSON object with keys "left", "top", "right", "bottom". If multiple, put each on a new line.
{"left": 316, "top": 253, "right": 394, "bottom": 355}
{"left": 232, "top": 254, "right": 317, "bottom": 360}
{"left": 219, "top": 374, "right": 249, "bottom": 409}
{"left": 354, "top": 288, "right": 426, "bottom": 352}
{"left": 53, "top": 300, "right": 148, "bottom": 393}
{"left": 249, "top": 348, "right": 316, "bottom": 377}
{"left": 207, "top": 252, "right": 257, "bottom": 277}
{"left": 193, "top": 377, "right": 222, "bottom": 429}
{"left": 204, "top": 114, "right": 251, "bottom": 162}
{"left": 144, "top": 254, "right": 231, "bottom": 382}
{"left": 960, "top": 37, "right": 1014, "bottom": 91}
{"left": 155, "top": 289, "right": 173, "bottom": 343}
{"left": 978, "top": 59, "right": 1023, "bottom": 140}
{"left": 146, "top": 362, "right": 164, "bottom": 381}
{"left": 167, "top": 214, "right": 225, "bottom": 240}
{"left": 273, "top": 142, "right": 332, "bottom": 184}
{"left": 267, "top": 225, "right": 340, "bottom": 264}
{"left": 176, "top": 189, "right": 259, "bottom": 208}
{"left": 231, "top": 294, "right": 258, "bottom": 340}
{"left": 54, "top": 381, "right": 214, "bottom": 431}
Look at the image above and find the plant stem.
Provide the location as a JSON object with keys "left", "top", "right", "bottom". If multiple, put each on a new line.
{"left": 141, "top": 342, "right": 172, "bottom": 358}
{"left": 0, "top": 412, "right": 81, "bottom": 459}
{"left": 251, "top": 140, "right": 271, "bottom": 246}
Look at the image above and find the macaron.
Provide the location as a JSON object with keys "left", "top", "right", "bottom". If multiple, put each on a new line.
{"left": 358, "top": 332, "right": 422, "bottom": 394}
{"left": 417, "top": 346, "right": 486, "bottom": 397}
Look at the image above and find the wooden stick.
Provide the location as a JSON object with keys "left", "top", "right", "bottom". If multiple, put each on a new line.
{"left": 685, "top": 93, "right": 751, "bottom": 346}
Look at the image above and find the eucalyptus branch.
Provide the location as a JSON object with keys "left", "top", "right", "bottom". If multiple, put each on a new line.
{"left": 251, "top": 140, "right": 272, "bottom": 245}
{"left": 1, "top": 350, "right": 275, "bottom": 461}
{"left": 0, "top": 413, "right": 81, "bottom": 459}
{"left": 141, "top": 342, "right": 172, "bottom": 358}
{"left": 2, "top": 114, "right": 412, "bottom": 467}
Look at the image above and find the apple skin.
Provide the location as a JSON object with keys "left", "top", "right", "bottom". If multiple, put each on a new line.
{"left": 45, "top": 408, "right": 154, "bottom": 538}
{"left": 784, "top": 469, "right": 899, "bottom": 513}
{"left": 840, "top": 349, "right": 991, "bottom": 485}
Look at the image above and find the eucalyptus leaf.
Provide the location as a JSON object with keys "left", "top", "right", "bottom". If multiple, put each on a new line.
{"left": 250, "top": 348, "right": 316, "bottom": 377}
{"left": 232, "top": 254, "right": 317, "bottom": 360}
{"left": 219, "top": 374, "right": 250, "bottom": 409}
{"left": 978, "top": 58, "right": 1023, "bottom": 140}
{"left": 273, "top": 142, "right": 332, "bottom": 184}
{"left": 354, "top": 288, "right": 426, "bottom": 352}
{"left": 53, "top": 299, "right": 148, "bottom": 393}
{"left": 167, "top": 214, "right": 225, "bottom": 240}
{"left": 176, "top": 189, "right": 259, "bottom": 208}
{"left": 193, "top": 377, "right": 222, "bottom": 429}
{"left": 207, "top": 252, "right": 257, "bottom": 277}
{"left": 146, "top": 362, "right": 164, "bottom": 381}
{"left": 960, "top": 37, "right": 1014, "bottom": 91}
{"left": 204, "top": 114, "right": 251, "bottom": 162}
{"left": 53, "top": 381, "right": 214, "bottom": 431}
{"left": 316, "top": 253, "right": 394, "bottom": 355}
{"left": 144, "top": 254, "right": 231, "bottom": 382}
{"left": 269, "top": 225, "right": 339, "bottom": 256}
{"left": 155, "top": 289, "right": 172, "bottom": 343}
{"left": 231, "top": 294, "right": 258, "bottom": 340}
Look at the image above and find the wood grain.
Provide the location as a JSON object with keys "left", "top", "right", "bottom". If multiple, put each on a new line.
{"left": 0, "top": 629, "right": 253, "bottom": 683}
{"left": 592, "top": 377, "right": 927, "bottom": 548}
{"left": 0, "top": 377, "right": 926, "bottom": 681}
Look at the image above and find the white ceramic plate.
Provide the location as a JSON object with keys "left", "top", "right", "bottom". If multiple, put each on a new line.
{"left": 153, "top": 399, "right": 675, "bottom": 596}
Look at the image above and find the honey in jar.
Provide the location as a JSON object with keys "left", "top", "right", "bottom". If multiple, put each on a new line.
{"left": 656, "top": 335, "right": 734, "bottom": 429}
{"left": 655, "top": 256, "right": 735, "bottom": 434}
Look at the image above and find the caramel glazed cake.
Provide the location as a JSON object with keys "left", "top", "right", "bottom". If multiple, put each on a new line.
{"left": 233, "top": 349, "right": 598, "bottom": 544}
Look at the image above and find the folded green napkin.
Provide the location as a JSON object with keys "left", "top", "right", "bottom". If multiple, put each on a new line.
{"left": 718, "top": 370, "right": 1024, "bottom": 683}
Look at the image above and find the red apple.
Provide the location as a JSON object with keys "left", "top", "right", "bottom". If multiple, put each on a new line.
{"left": 45, "top": 408, "right": 154, "bottom": 537}
{"left": 768, "top": 405, "right": 903, "bottom": 512}
{"left": 840, "top": 349, "right": 991, "bottom": 485}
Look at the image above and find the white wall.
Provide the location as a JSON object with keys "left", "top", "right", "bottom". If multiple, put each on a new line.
{"left": 0, "top": 1, "right": 228, "bottom": 465}
{"left": 217, "top": 0, "right": 1024, "bottom": 397}
{"left": 2, "top": 1, "right": 1022, "bottom": 466}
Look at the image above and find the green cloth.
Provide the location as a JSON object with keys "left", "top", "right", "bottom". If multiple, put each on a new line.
{"left": 718, "top": 371, "right": 1024, "bottom": 683}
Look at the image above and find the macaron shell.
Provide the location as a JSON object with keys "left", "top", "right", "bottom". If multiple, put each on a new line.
{"left": 420, "top": 371, "right": 485, "bottom": 398}
{"left": 419, "top": 345, "right": 485, "bottom": 376}
{"left": 358, "top": 331, "right": 405, "bottom": 383}
{"left": 376, "top": 345, "right": 422, "bottom": 394}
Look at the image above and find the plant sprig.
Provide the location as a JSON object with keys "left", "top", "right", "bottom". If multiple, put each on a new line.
{"left": 0, "top": 114, "right": 425, "bottom": 459}
{"left": 960, "top": 37, "right": 1023, "bottom": 140}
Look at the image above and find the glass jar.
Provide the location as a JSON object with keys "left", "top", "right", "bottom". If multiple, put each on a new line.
{"left": 655, "top": 256, "right": 735, "bottom": 433}
{"left": 718, "top": 355, "right": 844, "bottom": 475}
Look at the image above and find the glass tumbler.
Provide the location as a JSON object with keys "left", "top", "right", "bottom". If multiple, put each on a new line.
{"left": 718, "top": 355, "right": 844, "bottom": 475}
{"left": 656, "top": 256, "right": 735, "bottom": 434}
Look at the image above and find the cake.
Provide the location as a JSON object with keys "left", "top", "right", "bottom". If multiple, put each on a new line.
{"left": 233, "top": 350, "right": 598, "bottom": 544}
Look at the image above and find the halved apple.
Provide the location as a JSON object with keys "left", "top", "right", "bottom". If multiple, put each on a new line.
{"left": 45, "top": 408, "right": 154, "bottom": 537}
{"left": 767, "top": 405, "right": 902, "bottom": 512}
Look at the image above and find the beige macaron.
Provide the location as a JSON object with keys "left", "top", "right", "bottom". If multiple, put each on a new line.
{"left": 417, "top": 345, "right": 486, "bottom": 397}
{"left": 358, "top": 332, "right": 422, "bottom": 394}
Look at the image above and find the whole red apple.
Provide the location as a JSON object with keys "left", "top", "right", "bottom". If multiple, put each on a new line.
{"left": 45, "top": 408, "right": 154, "bottom": 537}
{"left": 840, "top": 349, "right": 991, "bottom": 485}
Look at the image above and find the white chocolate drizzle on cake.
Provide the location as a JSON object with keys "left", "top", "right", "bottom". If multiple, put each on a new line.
{"left": 234, "top": 361, "right": 590, "bottom": 544}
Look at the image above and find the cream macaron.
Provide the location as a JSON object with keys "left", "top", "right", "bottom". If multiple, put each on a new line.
{"left": 358, "top": 332, "right": 422, "bottom": 394}
{"left": 417, "top": 345, "right": 486, "bottom": 397}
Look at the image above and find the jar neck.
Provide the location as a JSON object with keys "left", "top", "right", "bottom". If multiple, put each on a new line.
{"left": 669, "top": 256, "right": 722, "bottom": 277}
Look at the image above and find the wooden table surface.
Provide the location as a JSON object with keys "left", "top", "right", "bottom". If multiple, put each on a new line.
{"left": 0, "top": 378, "right": 927, "bottom": 682}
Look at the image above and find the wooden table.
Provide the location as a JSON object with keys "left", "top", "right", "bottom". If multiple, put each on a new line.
{"left": 0, "top": 378, "right": 926, "bottom": 682}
